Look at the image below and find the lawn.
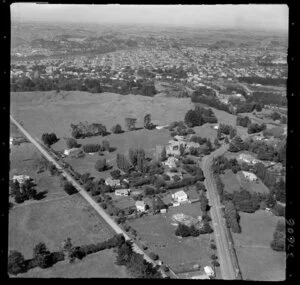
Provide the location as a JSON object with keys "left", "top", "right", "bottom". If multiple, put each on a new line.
{"left": 232, "top": 210, "right": 285, "bottom": 281}
{"left": 220, "top": 169, "right": 241, "bottom": 194}
{"left": 9, "top": 194, "right": 114, "bottom": 259}
{"left": 15, "top": 249, "right": 129, "bottom": 278}
{"left": 128, "top": 205, "right": 213, "bottom": 274}
{"left": 236, "top": 171, "right": 269, "bottom": 194}
{"left": 10, "top": 91, "right": 195, "bottom": 139}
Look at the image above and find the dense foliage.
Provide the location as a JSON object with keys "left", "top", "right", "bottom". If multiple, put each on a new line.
{"left": 270, "top": 220, "right": 285, "bottom": 252}
{"left": 70, "top": 122, "right": 107, "bottom": 138}
{"left": 41, "top": 133, "right": 59, "bottom": 147}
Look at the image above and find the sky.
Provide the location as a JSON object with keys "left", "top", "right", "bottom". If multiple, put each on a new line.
{"left": 11, "top": 3, "right": 289, "bottom": 32}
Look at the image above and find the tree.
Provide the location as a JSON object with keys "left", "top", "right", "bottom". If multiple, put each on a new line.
{"left": 161, "top": 146, "right": 167, "bottom": 161}
{"left": 224, "top": 136, "right": 229, "bottom": 144}
{"left": 116, "top": 153, "right": 131, "bottom": 173}
{"left": 229, "top": 128, "right": 236, "bottom": 139}
{"left": 125, "top": 118, "right": 137, "bottom": 131}
{"left": 149, "top": 252, "right": 159, "bottom": 261}
{"left": 270, "top": 220, "right": 285, "bottom": 252}
{"left": 224, "top": 201, "right": 241, "bottom": 233}
{"left": 8, "top": 250, "right": 26, "bottom": 275}
{"left": 214, "top": 138, "right": 220, "bottom": 148}
{"left": 41, "top": 133, "right": 59, "bottom": 147}
{"left": 179, "top": 144, "right": 185, "bottom": 156}
{"left": 33, "top": 242, "right": 53, "bottom": 269}
{"left": 200, "top": 193, "right": 209, "bottom": 213}
{"left": 66, "top": 138, "right": 78, "bottom": 149}
{"left": 115, "top": 240, "right": 134, "bottom": 266}
{"left": 64, "top": 182, "right": 78, "bottom": 195}
{"left": 175, "top": 224, "right": 191, "bottom": 237}
{"left": 95, "top": 159, "right": 107, "bottom": 172}
{"left": 144, "top": 114, "right": 153, "bottom": 129}
{"left": 102, "top": 140, "right": 110, "bottom": 151}
{"left": 110, "top": 169, "right": 121, "bottom": 180}
{"left": 111, "top": 124, "right": 123, "bottom": 134}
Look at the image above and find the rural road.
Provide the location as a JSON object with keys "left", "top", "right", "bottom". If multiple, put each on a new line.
{"left": 10, "top": 115, "right": 173, "bottom": 279}
{"left": 201, "top": 144, "right": 237, "bottom": 280}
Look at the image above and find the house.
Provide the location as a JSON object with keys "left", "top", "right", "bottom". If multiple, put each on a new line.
{"left": 242, "top": 171, "right": 258, "bottom": 182}
{"left": 165, "top": 171, "right": 183, "bottom": 181}
{"left": 237, "top": 153, "right": 258, "bottom": 165}
{"left": 12, "top": 175, "right": 31, "bottom": 185}
{"left": 166, "top": 140, "right": 185, "bottom": 156}
{"left": 204, "top": 266, "right": 215, "bottom": 277}
{"left": 174, "top": 135, "right": 185, "bottom": 141}
{"left": 135, "top": 201, "right": 147, "bottom": 212}
{"left": 105, "top": 177, "right": 121, "bottom": 187}
{"left": 10, "top": 137, "right": 14, "bottom": 145}
{"left": 115, "top": 189, "right": 131, "bottom": 196}
{"left": 64, "top": 148, "right": 81, "bottom": 156}
{"left": 172, "top": 190, "right": 188, "bottom": 204}
{"left": 163, "top": 157, "right": 178, "bottom": 168}
{"left": 185, "top": 141, "right": 201, "bottom": 152}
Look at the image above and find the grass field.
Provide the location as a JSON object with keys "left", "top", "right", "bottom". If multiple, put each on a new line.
{"left": 220, "top": 169, "right": 241, "bottom": 194}
{"left": 128, "top": 205, "right": 213, "bottom": 274}
{"left": 9, "top": 141, "right": 127, "bottom": 278}
{"left": 10, "top": 91, "right": 195, "bottom": 138}
{"left": 236, "top": 171, "right": 269, "bottom": 194}
{"left": 232, "top": 210, "right": 285, "bottom": 281}
{"left": 15, "top": 249, "right": 129, "bottom": 278}
{"left": 220, "top": 169, "right": 269, "bottom": 194}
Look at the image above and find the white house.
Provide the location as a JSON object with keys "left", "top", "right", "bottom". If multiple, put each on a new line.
{"left": 163, "top": 157, "right": 178, "bottom": 169}
{"left": 172, "top": 190, "right": 188, "bottom": 204}
{"left": 204, "top": 266, "right": 215, "bottom": 277}
{"left": 105, "top": 177, "right": 121, "bottom": 187}
{"left": 115, "top": 189, "right": 131, "bottom": 196}
{"left": 64, "top": 148, "right": 80, "bottom": 156}
{"left": 12, "top": 175, "right": 31, "bottom": 185}
{"left": 135, "top": 201, "right": 147, "bottom": 212}
{"left": 242, "top": 171, "right": 258, "bottom": 182}
{"left": 191, "top": 274, "right": 210, "bottom": 280}
{"left": 10, "top": 137, "right": 14, "bottom": 145}
{"left": 237, "top": 153, "right": 258, "bottom": 165}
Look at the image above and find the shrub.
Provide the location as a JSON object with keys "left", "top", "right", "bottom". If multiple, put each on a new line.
{"left": 41, "top": 133, "right": 59, "bottom": 147}
{"left": 111, "top": 124, "right": 123, "bottom": 134}
{"left": 8, "top": 251, "right": 26, "bottom": 275}
{"left": 63, "top": 182, "right": 78, "bottom": 195}
{"left": 95, "top": 159, "right": 107, "bottom": 172}
{"left": 149, "top": 252, "right": 159, "bottom": 261}
{"left": 83, "top": 144, "right": 102, "bottom": 153}
{"left": 66, "top": 138, "right": 78, "bottom": 149}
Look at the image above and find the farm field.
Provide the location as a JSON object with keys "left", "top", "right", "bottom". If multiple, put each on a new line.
{"left": 127, "top": 205, "right": 219, "bottom": 276}
{"left": 220, "top": 169, "right": 241, "bottom": 194}
{"left": 220, "top": 169, "right": 269, "bottom": 194}
{"left": 10, "top": 91, "right": 195, "bottom": 139}
{"left": 9, "top": 141, "right": 126, "bottom": 278}
{"left": 232, "top": 210, "right": 285, "bottom": 281}
{"left": 236, "top": 171, "right": 269, "bottom": 194}
{"left": 15, "top": 249, "right": 129, "bottom": 278}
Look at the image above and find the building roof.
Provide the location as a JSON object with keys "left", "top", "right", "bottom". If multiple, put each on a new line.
{"left": 135, "top": 201, "right": 146, "bottom": 207}
{"left": 174, "top": 190, "right": 187, "bottom": 198}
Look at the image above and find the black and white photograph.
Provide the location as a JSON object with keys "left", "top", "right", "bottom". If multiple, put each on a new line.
{"left": 7, "top": 3, "right": 289, "bottom": 280}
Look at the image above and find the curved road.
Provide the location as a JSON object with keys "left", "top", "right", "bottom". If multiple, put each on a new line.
{"left": 10, "top": 115, "right": 173, "bottom": 279}
{"left": 201, "top": 144, "right": 237, "bottom": 280}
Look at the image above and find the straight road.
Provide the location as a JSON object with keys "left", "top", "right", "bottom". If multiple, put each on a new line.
{"left": 10, "top": 115, "right": 174, "bottom": 279}
{"left": 201, "top": 144, "right": 237, "bottom": 280}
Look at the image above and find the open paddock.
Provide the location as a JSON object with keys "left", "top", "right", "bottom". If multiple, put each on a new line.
{"left": 232, "top": 210, "right": 285, "bottom": 281}
{"left": 128, "top": 208, "right": 212, "bottom": 274}
{"left": 15, "top": 249, "right": 129, "bottom": 278}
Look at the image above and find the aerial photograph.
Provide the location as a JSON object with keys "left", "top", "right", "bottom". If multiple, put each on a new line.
{"left": 9, "top": 4, "right": 287, "bottom": 280}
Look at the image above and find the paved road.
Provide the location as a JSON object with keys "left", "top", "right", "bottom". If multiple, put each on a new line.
{"left": 10, "top": 115, "right": 173, "bottom": 279}
{"left": 201, "top": 144, "right": 237, "bottom": 280}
